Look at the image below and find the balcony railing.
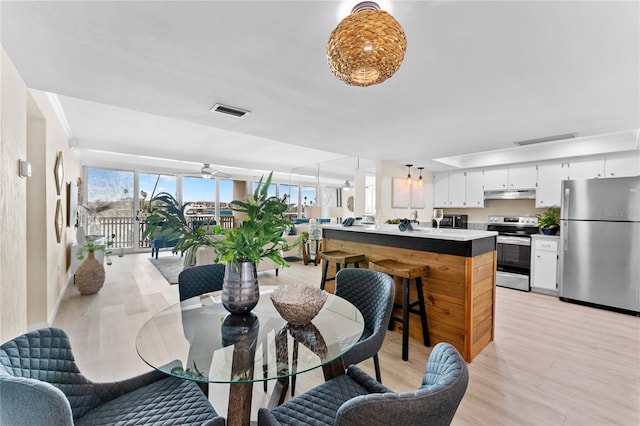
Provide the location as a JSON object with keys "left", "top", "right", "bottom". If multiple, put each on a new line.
{"left": 93, "top": 215, "right": 237, "bottom": 249}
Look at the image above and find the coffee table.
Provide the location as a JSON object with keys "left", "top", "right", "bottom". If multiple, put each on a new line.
{"left": 136, "top": 286, "right": 364, "bottom": 426}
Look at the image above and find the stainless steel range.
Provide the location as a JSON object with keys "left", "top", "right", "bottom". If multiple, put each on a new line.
{"left": 487, "top": 215, "right": 539, "bottom": 291}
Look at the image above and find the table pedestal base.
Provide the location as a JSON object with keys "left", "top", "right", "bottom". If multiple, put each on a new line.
{"left": 227, "top": 382, "right": 254, "bottom": 426}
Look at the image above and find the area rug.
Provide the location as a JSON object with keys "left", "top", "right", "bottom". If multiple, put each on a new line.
{"left": 148, "top": 256, "right": 183, "bottom": 285}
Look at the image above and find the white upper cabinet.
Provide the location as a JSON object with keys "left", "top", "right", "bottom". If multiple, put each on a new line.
{"left": 433, "top": 171, "right": 484, "bottom": 208}
{"left": 536, "top": 163, "right": 566, "bottom": 208}
{"left": 507, "top": 166, "right": 537, "bottom": 189}
{"left": 433, "top": 173, "right": 449, "bottom": 207}
{"left": 483, "top": 166, "right": 537, "bottom": 190}
{"left": 431, "top": 153, "right": 636, "bottom": 210}
{"left": 604, "top": 155, "right": 640, "bottom": 178}
{"left": 483, "top": 169, "right": 509, "bottom": 190}
{"left": 465, "top": 171, "right": 485, "bottom": 207}
{"left": 448, "top": 172, "right": 466, "bottom": 207}
{"left": 567, "top": 159, "right": 605, "bottom": 180}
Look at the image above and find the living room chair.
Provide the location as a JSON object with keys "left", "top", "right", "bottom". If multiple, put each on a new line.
{"left": 0, "top": 327, "right": 224, "bottom": 426}
{"left": 258, "top": 342, "right": 468, "bottom": 426}
{"left": 178, "top": 263, "right": 226, "bottom": 301}
{"left": 290, "top": 268, "right": 395, "bottom": 395}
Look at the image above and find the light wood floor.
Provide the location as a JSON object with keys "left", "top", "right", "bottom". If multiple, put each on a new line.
{"left": 52, "top": 252, "right": 640, "bottom": 425}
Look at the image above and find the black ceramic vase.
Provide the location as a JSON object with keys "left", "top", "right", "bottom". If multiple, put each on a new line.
{"left": 222, "top": 261, "right": 260, "bottom": 314}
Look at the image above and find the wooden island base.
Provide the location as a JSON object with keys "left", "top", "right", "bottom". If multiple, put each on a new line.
{"left": 321, "top": 228, "right": 497, "bottom": 363}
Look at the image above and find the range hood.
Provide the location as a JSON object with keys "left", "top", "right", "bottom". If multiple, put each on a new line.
{"left": 484, "top": 189, "right": 536, "bottom": 200}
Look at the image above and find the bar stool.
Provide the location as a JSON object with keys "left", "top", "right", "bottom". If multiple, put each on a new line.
{"left": 368, "top": 259, "right": 430, "bottom": 361}
{"left": 318, "top": 250, "right": 365, "bottom": 291}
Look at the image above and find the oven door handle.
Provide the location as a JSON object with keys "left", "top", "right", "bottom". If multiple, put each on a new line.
{"left": 497, "top": 236, "right": 531, "bottom": 246}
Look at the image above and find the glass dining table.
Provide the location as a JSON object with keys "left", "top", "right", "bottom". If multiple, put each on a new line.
{"left": 135, "top": 286, "right": 364, "bottom": 426}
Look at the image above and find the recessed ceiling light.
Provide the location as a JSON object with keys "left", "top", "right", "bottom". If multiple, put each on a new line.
{"left": 210, "top": 103, "right": 250, "bottom": 118}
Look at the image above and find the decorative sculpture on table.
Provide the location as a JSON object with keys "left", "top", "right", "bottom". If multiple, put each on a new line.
{"left": 270, "top": 284, "right": 328, "bottom": 325}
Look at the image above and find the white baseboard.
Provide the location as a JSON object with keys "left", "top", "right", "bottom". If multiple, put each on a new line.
{"left": 42, "top": 273, "right": 74, "bottom": 329}
{"left": 27, "top": 274, "right": 73, "bottom": 332}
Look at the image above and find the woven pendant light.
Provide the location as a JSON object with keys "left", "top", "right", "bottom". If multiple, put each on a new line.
{"left": 327, "top": 1, "right": 407, "bottom": 87}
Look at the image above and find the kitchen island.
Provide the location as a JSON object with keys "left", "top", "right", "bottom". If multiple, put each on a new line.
{"left": 320, "top": 224, "right": 498, "bottom": 362}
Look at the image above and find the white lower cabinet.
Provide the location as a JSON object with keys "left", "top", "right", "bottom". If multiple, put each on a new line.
{"left": 530, "top": 236, "right": 559, "bottom": 295}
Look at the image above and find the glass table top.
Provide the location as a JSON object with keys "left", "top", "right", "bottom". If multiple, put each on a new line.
{"left": 135, "top": 286, "right": 364, "bottom": 384}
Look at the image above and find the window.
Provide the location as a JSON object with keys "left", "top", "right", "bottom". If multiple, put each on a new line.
{"left": 219, "top": 179, "right": 235, "bottom": 228}
{"left": 87, "top": 168, "right": 134, "bottom": 248}
{"left": 280, "top": 184, "right": 300, "bottom": 218}
{"left": 301, "top": 186, "right": 317, "bottom": 209}
{"left": 138, "top": 173, "right": 177, "bottom": 247}
{"left": 253, "top": 181, "right": 277, "bottom": 198}
{"left": 182, "top": 177, "right": 215, "bottom": 205}
{"left": 182, "top": 177, "right": 216, "bottom": 228}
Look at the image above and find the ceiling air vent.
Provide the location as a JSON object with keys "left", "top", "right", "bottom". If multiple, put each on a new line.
{"left": 210, "top": 103, "right": 250, "bottom": 118}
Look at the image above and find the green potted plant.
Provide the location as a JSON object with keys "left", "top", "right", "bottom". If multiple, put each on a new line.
{"left": 209, "top": 173, "right": 293, "bottom": 268}
{"left": 143, "top": 172, "right": 301, "bottom": 314}
{"left": 75, "top": 239, "right": 113, "bottom": 295}
{"left": 537, "top": 206, "right": 560, "bottom": 235}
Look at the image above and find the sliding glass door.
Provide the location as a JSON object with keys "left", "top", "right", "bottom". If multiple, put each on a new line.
{"left": 86, "top": 168, "right": 134, "bottom": 249}
{"left": 85, "top": 167, "right": 320, "bottom": 250}
{"left": 138, "top": 173, "right": 177, "bottom": 249}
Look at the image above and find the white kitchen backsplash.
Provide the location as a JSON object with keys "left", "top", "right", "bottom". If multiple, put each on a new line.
{"left": 443, "top": 199, "right": 547, "bottom": 223}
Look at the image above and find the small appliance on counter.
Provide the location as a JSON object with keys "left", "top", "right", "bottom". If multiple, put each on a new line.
{"left": 360, "top": 215, "right": 376, "bottom": 224}
{"left": 433, "top": 214, "right": 468, "bottom": 229}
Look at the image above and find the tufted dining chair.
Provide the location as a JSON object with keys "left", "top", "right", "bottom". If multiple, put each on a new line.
{"left": 290, "top": 268, "right": 395, "bottom": 396}
{"left": 335, "top": 268, "right": 395, "bottom": 382}
{"left": 178, "top": 263, "right": 226, "bottom": 301}
{"left": 258, "top": 342, "right": 469, "bottom": 426}
{"left": 0, "top": 327, "right": 225, "bottom": 426}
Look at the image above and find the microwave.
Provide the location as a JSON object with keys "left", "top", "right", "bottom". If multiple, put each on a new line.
{"left": 433, "top": 214, "right": 468, "bottom": 229}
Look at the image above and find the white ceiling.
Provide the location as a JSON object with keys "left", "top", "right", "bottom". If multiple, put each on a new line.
{"left": 2, "top": 0, "right": 638, "bottom": 182}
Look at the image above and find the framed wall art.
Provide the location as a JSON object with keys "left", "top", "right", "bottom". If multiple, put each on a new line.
{"left": 55, "top": 199, "right": 63, "bottom": 243}
{"left": 410, "top": 183, "right": 427, "bottom": 209}
{"left": 391, "top": 177, "right": 410, "bottom": 208}
{"left": 67, "top": 181, "right": 78, "bottom": 227}
{"left": 54, "top": 151, "right": 64, "bottom": 195}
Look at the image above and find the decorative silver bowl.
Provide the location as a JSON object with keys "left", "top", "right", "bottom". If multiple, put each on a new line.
{"left": 270, "top": 284, "right": 328, "bottom": 325}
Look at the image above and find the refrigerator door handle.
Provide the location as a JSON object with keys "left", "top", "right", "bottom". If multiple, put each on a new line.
{"left": 563, "top": 186, "right": 570, "bottom": 220}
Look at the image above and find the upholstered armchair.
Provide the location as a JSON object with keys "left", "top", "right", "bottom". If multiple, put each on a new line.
{"left": 0, "top": 327, "right": 224, "bottom": 426}
{"left": 258, "top": 342, "right": 469, "bottom": 426}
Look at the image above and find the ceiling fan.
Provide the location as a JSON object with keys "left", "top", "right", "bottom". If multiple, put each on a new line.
{"left": 200, "top": 163, "right": 231, "bottom": 179}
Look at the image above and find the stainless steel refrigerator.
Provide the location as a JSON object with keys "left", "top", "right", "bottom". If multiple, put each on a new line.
{"left": 559, "top": 176, "right": 640, "bottom": 314}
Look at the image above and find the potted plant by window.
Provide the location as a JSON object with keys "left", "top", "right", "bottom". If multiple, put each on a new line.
{"left": 143, "top": 172, "right": 301, "bottom": 314}
{"left": 75, "top": 239, "right": 113, "bottom": 295}
{"left": 537, "top": 206, "right": 560, "bottom": 235}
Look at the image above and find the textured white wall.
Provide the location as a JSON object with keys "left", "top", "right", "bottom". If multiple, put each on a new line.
{"left": 1, "top": 48, "right": 28, "bottom": 340}
{"left": 0, "top": 51, "right": 80, "bottom": 340}
{"left": 29, "top": 89, "right": 81, "bottom": 327}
